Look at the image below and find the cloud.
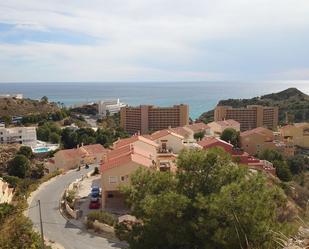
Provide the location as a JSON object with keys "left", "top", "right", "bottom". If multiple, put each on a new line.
{"left": 0, "top": 0, "right": 309, "bottom": 82}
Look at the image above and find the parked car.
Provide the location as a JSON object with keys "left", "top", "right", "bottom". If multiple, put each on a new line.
{"left": 89, "top": 199, "right": 100, "bottom": 209}
{"left": 91, "top": 187, "right": 100, "bottom": 196}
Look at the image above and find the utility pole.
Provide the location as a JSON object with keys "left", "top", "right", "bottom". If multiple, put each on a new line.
{"left": 38, "top": 200, "right": 45, "bottom": 249}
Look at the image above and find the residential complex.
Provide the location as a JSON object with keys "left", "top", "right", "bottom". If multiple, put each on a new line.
{"left": 214, "top": 105, "right": 278, "bottom": 131}
{"left": 98, "top": 99, "right": 126, "bottom": 117}
{"left": 280, "top": 123, "right": 309, "bottom": 149}
{"left": 0, "top": 125, "right": 37, "bottom": 144}
{"left": 120, "top": 104, "right": 189, "bottom": 134}
{"left": 240, "top": 127, "right": 294, "bottom": 157}
{"left": 207, "top": 119, "right": 240, "bottom": 136}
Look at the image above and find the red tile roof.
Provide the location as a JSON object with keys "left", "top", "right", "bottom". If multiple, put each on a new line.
{"left": 186, "top": 122, "right": 210, "bottom": 133}
{"left": 197, "top": 137, "right": 233, "bottom": 148}
{"left": 113, "top": 135, "right": 158, "bottom": 148}
{"left": 101, "top": 144, "right": 155, "bottom": 172}
{"left": 240, "top": 127, "right": 273, "bottom": 137}
{"left": 214, "top": 119, "right": 240, "bottom": 127}
{"left": 149, "top": 129, "right": 184, "bottom": 140}
{"left": 56, "top": 144, "right": 108, "bottom": 160}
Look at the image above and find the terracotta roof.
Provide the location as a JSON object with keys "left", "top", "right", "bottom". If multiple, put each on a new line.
{"left": 149, "top": 129, "right": 184, "bottom": 140}
{"left": 56, "top": 144, "right": 108, "bottom": 160}
{"left": 197, "top": 137, "right": 233, "bottom": 148}
{"left": 240, "top": 127, "right": 273, "bottom": 137}
{"left": 113, "top": 135, "right": 158, "bottom": 149}
{"left": 101, "top": 147, "right": 154, "bottom": 172}
{"left": 186, "top": 122, "right": 210, "bottom": 133}
{"left": 169, "top": 127, "right": 192, "bottom": 138}
{"left": 213, "top": 119, "right": 240, "bottom": 127}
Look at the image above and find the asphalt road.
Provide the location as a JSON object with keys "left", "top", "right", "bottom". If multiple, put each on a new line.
{"left": 27, "top": 168, "right": 125, "bottom": 249}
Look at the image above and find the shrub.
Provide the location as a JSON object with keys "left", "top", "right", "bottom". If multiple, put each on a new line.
{"left": 8, "top": 155, "right": 30, "bottom": 178}
{"left": 87, "top": 211, "right": 117, "bottom": 227}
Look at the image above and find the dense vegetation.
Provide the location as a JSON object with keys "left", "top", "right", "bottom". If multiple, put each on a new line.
{"left": 198, "top": 88, "right": 309, "bottom": 124}
{"left": 116, "top": 148, "right": 295, "bottom": 249}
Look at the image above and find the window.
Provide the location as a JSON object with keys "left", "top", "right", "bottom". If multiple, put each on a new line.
{"left": 109, "top": 176, "right": 118, "bottom": 184}
{"left": 120, "top": 175, "right": 129, "bottom": 182}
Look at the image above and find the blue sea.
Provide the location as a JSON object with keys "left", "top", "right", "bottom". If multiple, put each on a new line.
{"left": 0, "top": 81, "right": 308, "bottom": 119}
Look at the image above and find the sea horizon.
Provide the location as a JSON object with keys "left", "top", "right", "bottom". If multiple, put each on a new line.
{"left": 0, "top": 81, "right": 308, "bottom": 119}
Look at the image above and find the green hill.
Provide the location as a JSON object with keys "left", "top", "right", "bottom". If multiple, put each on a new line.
{"left": 198, "top": 88, "right": 309, "bottom": 124}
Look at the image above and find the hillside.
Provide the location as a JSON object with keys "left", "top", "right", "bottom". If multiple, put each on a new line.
{"left": 198, "top": 88, "right": 309, "bottom": 124}
{"left": 0, "top": 98, "right": 59, "bottom": 117}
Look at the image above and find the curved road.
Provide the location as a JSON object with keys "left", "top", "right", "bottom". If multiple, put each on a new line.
{"left": 27, "top": 168, "right": 125, "bottom": 249}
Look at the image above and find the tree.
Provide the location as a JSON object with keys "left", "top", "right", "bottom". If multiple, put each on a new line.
{"left": 220, "top": 128, "right": 240, "bottom": 147}
{"left": 287, "top": 155, "right": 306, "bottom": 175}
{"left": 273, "top": 160, "right": 292, "bottom": 182}
{"left": 8, "top": 155, "right": 30, "bottom": 178}
{"left": 116, "top": 149, "right": 288, "bottom": 249}
{"left": 258, "top": 148, "right": 283, "bottom": 162}
{"left": 49, "top": 132, "right": 61, "bottom": 144}
{"left": 17, "top": 146, "right": 33, "bottom": 159}
{"left": 194, "top": 131, "right": 205, "bottom": 140}
{"left": 2, "top": 115, "right": 12, "bottom": 126}
{"left": 40, "top": 96, "right": 48, "bottom": 103}
{"left": 36, "top": 126, "right": 50, "bottom": 141}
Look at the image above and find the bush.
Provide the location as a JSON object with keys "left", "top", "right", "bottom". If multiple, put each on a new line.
{"left": 8, "top": 155, "right": 30, "bottom": 178}
{"left": 17, "top": 146, "right": 33, "bottom": 159}
{"left": 87, "top": 211, "right": 117, "bottom": 227}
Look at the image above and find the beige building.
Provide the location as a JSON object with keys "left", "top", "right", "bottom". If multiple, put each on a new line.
{"left": 240, "top": 127, "right": 294, "bottom": 157}
{"left": 53, "top": 144, "right": 108, "bottom": 171}
{"left": 280, "top": 123, "right": 309, "bottom": 149}
{"left": 0, "top": 178, "right": 14, "bottom": 204}
{"left": 207, "top": 119, "right": 240, "bottom": 136}
{"left": 214, "top": 105, "right": 278, "bottom": 131}
{"left": 101, "top": 142, "right": 157, "bottom": 210}
{"left": 120, "top": 104, "right": 189, "bottom": 135}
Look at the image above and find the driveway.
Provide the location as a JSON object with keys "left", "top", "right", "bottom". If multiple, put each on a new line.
{"left": 27, "top": 167, "right": 125, "bottom": 249}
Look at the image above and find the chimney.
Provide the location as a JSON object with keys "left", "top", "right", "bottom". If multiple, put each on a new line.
{"left": 81, "top": 142, "right": 84, "bottom": 147}
{"left": 137, "top": 130, "right": 140, "bottom": 136}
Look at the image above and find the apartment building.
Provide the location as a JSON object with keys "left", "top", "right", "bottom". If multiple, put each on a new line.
{"left": 0, "top": 125, "right": 37, "bottom": 144}
{"left": 280, "top": 123, "right": 309, "bottom": 149}
{"left": 97, "top": 99, "right": 126, "bottom": 117}
{"left": 214, "top": 105, "right": 278, "bottom": 131}
{"left": 120, "top": 104, "right": 189, "bottom": 135}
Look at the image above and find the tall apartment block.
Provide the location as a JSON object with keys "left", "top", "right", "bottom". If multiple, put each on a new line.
{"left": 120, "top": 104, "right": 189, "bottom": 134}
{"left": 214, "top": 105, "right": 278, "bottom": 131}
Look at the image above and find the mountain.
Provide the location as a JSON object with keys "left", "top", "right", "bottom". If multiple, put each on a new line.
{"left": 198, "top": 88, "right": 309, "bottom": 124}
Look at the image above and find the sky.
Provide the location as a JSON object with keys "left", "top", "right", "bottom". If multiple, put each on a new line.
{"left": 0, "top": 0, "right": 309, "bottom": 82}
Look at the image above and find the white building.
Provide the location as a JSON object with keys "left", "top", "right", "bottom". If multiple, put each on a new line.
{"left": 0, "top": 125, "right": 37, "bottom": 144}
{"left": 98, "top": 99, "right": 126, "bottom": 117}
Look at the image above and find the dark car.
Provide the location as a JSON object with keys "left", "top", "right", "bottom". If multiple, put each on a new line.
{"left": 89, "top": 199, "right": 100, "bottom": 209}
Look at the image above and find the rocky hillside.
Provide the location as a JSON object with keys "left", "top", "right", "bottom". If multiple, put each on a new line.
{"left": 0, "top": 98, "right": 59, "bottom": 117}
{"left": 198, "top": 88, "right": 309, "bottom": 124}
